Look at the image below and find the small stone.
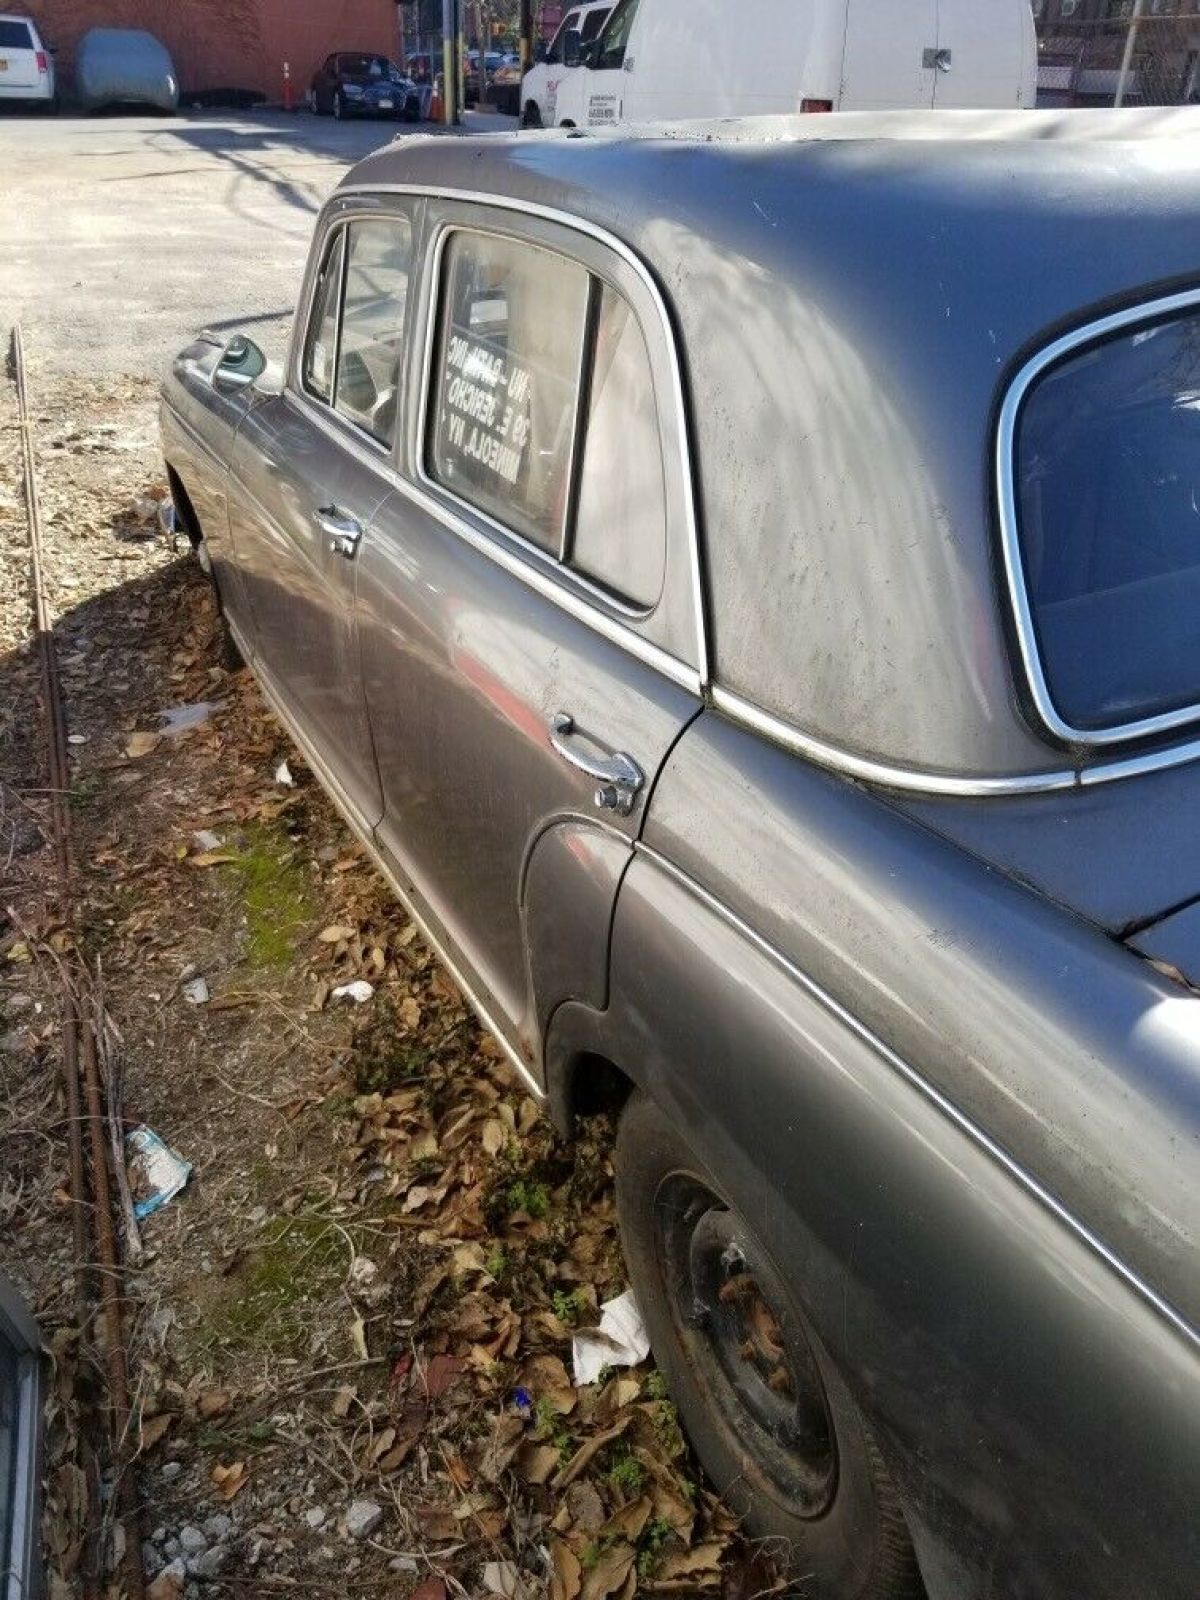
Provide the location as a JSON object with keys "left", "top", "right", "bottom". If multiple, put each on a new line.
{"left": 344, "top": 1499, "right": 382, "bottom": 1540}
{"left": 304, "top": 1507, "right": 326, "bottom": 1530}
{"left": 143, "top": 1541, "right": 161, "bottom": 1576}
{"left": 186, "top": 1547, "right": 226, "bottom": 1580}
{"left": 248, "top": 1205, "right": 267, "bottom": 1226}
{"left": 164, "top": 1539, "right": 181, "bottom": 1559}
{"left": 178, "top": 1526, "right": 207, "bottom": 1554}
{"left": 202, "top": 1514, "right": 233, "bottom": 1542}
{"left": 389, "top": 1555, "right": 418, "bottom": 1573}
{"left": 147, "top": 1558, "right": 186, "bottom": 1600}
{"left": 152, "top": 1527, "right": 167, "bottom": 1543}
{"left": 160, "top": 1460, "right": 183, "bottom": 1482}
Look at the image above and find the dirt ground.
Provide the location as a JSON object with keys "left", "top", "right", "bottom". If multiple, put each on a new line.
{"left": 0, "top": 114, "right": 768, "bottom": 1600}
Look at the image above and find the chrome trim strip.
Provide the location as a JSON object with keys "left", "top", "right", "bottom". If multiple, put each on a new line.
{"left": 996, "top": 286, "right": 1200, "bottom": 749}
{"left": 637, "top": 842, "right": 1199, "bottom": 1351}
{"left": 711, "top": 685, "right": 1079, "bottom": 796}
{"left": 241, "top": 631, "right": 547, "bottom": 1101}
{"left": 334, "top": 180, "right": 710, "bottom": 678}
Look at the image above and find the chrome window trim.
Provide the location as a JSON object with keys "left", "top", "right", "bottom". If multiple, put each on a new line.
{"left": 335, "top": 180, "right": 709, "bottom": 681}
{"left": 996, "top": 285, "right": 1200, "bottom": 749}
{"left": 711, "top": 686, "right": 1080, "bottom": 796}
{"left": 636, "top": 842, "right": 1199, "bottom": 1352}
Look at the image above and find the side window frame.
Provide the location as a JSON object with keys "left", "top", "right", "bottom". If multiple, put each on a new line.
{"left": 404, "top": 198, "right": 702, "bottom": 674}
{"left": 289, "top": 197, "right": 424, "bottom": 464}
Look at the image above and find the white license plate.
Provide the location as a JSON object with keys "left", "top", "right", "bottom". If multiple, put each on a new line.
{"left": 378, "top": 98, "right": 393, "bottom": 108}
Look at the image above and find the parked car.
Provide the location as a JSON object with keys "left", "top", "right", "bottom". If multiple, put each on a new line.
{"left": 310, "top": 52, "right": 420, "bottom": 121}
{"left": 76, "top": 26, "right": 178, "bottom": 114}
{"left": 158, "top": 111, "right": 1200, "bottom": 1599}
{"left": 0, "top": 11, "right": 55, "bottom": 111}
{"left": 463, "top": 48, "right": 510, "bottom": 107}
{"left": 520, "top": 0, "right": 612, "bottom": 125}
{"left": 489, "top": 55, "right": 524, "bottom": 115}
{"left": 552, "top": 0, "right": 1035, "bottom": 126}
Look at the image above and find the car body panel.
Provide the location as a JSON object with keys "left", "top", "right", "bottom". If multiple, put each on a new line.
{"left": 544, "top": 854, "right": 1200, "bottom": 1598}
{"left": 0, "top": 11, "right": 53, "bottom": 99}
{"left": 158, "top": 113, "right": 1200, "bottom": 1600}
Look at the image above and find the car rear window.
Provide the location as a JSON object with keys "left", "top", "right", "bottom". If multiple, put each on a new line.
{"left": 1013, "top": 306, "right": 1200, "bottom": 736}
{"left": 0, "top": 20, "right": 33, "bottom": 47}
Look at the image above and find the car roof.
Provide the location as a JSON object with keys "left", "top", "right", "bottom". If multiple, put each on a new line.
{"left": 339, "top": 111, "right": 1200, "bottom": 783}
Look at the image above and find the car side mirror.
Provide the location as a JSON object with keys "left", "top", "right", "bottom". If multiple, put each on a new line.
{"left": 535, "top": 41, "right": 549, "bottom": 64}
{"left": 214, "top": 333, "right": 267, "bottom": 392}
{"left": 563, "top": 30, "right": 583, "bottom": 68}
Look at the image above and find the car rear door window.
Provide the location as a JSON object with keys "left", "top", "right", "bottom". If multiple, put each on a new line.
{"left": 334, "top": 217, "right": 414, "bottom": 447}
{"left": 1013, "top": 306, "right": 1200, "bottom": 735}
{"left": 428, "top": 231, "right": 590, "bottom": 552}
{"left": 0, "top": 20, "right": 32, "bottom": 47}
{"left": 426, "top": 226, "right": 667, "bottom": 610}
{"left": 571, "top": 284, "right": 665, "bottom": 607}
{"left": 302, "top": 231, "right": 345, "bottom": 404}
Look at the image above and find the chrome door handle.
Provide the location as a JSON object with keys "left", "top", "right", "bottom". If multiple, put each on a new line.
{"left": 315, "top": 504, "right": 363, "bottom": 558}
{"left": 549, "top": 712, "right": 644, "bottom": 816}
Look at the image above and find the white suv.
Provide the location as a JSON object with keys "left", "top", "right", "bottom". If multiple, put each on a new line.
{"left": 0, "top": 12, "right": 56, "bottom": 110}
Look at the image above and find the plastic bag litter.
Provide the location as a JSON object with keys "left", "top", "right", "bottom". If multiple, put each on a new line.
{"left": 76, "top": 28, "right": 179, "bottom": 113}
{"left": 126, "top": 1126, "right": 192, "bottom": 1219}
{"left": 571, "top": 1289, "right": 651, "bottom": 1385}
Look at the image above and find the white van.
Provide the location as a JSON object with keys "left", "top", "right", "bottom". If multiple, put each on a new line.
{"left": 0, "top": 12, "right": 56, "bottom": 110}
{"left": 520, "top": 0, "right": 613, "bottom": 127}
{"left": 551, "top": 0, "right": 1036, "bottom": 128}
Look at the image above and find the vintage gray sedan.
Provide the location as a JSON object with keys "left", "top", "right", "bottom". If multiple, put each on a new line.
{"left": 159, "top": 110, "right": 1200, "bottom": 1599}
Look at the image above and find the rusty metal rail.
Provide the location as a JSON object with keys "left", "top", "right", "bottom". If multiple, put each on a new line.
{"left": 12, "top": 324, "right": 146, "bottom": 1600}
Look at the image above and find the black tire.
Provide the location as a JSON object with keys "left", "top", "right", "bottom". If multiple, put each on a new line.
{"left": 521, "top": 99, "right": 542, "bottom": 128}
{"left": 615, "top": 1091, "right": 925, "bottom": 1600}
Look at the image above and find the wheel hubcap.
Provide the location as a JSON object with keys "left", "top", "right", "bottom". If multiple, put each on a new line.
{"left": 658, "top": 1176, "right": 837, "bottom": 1517}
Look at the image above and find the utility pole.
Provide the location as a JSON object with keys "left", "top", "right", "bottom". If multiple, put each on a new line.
{"left": 1114, "top": 0, "right": 1146, "bottom": 108}
{"left": 519, "top": 0, "right": 533, "bottom": 74}
{"left": 441, "top": 0, "right": 457, "bottom": 123}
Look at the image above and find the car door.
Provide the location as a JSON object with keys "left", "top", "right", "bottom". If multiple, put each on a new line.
{"left": 578, "top": 0, "right": 640, "bottom": 125}
{"left": 355, "top": 199, "right": 704, "bottom": 1070}
{"left": 228, "top": 204, "right": 420, "bottom": 832}
{"left": 841, "top": 0, "right": 937, "bottom": 109}
{"left": 933, "top": 0, "right": 1033, "bottom": 108}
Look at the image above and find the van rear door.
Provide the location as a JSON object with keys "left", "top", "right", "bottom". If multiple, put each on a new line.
{"left": 0, "top": 17, "right": 39, "bottom": 90}
{"left": 841, "top": 0, "right": 937, "bottom": 109}
{"left": 933, "top": 0, "right": 1035, "bottom": 108}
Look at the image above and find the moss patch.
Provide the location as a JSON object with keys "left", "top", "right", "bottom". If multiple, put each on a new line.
{"left": 226, "top": 824, "right": 314, "bottom": 969}
{"left": 192, "top": 1211, "right": 350, "bottom": 1357}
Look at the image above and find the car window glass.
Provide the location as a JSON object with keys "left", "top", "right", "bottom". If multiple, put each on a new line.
{"left": 302, "top": 230, "right": 345, "bottom": 404}
{"left": 581, "top": 8, "right": 612, "bottom": 41}
{"left": 548, "top": 11, "right": 581, "bottom": 64}
{"left": 429, "top": 231, "right": 589, "bottom": 553}
{"left": 570, "top": 285, "right": 665, "bottom": 607}
{"left": 1015, "top": 308, "right": 1200, "bottom": 732}
{"left": 334, "top": 216, "right": 414, "bottom": 447}
{"left": 0, "top": 20, "right": 32, "bottom": 47}
{"left": 595, "top": 0, "right": 640, "bottom": 70}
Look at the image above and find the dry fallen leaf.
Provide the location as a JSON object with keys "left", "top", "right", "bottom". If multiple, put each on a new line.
{"left": 138, "top": 1413, "right": 172, "bottom": 1452}
{"left": 125, "top": 730, "right": 160, "bottom": 758}
{"left": 551, "top": 1539, "right": 583, "bottom": 1600}
{"left": 318, "top": 923, "right": 357, "bottom": 943}
{"left": 187, "top": 850, "right": 237, "bottom": 868}
{"left": 210, "top": 1459, "right": 249, "bottom": 1501}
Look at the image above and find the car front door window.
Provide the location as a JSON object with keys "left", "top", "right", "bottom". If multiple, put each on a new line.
{"left": 303, "top": 231, "right": 345, "bottom": 404}
{"left": 334, "top": 217, "right": 414, "bottom": 446}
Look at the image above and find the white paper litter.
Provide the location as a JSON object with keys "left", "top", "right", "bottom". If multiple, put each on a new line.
{"left": 192, "top": 829, "right": 222, "bottom": 851}
{"left": 482, "top": 1561, "right": 526, "bottom": 1600}
{"left": 126, "top": 1126, "right": 192, "bottom": 1219}
{"left": 331, "top": 980, "right": 374, "bottom": 1005}
{"left": 182, "top": 976, "right": 209, "bottom": 1005}
{"left": 159, "top": 701, "right": 216, "bottom": 735}
{"left": 274, "top": 760, "right": 295, "bottom": 787}
{"left": 571, "top": 1288, "right": 651, "bottom": 1386}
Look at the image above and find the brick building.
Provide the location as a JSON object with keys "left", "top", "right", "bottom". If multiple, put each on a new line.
{"left": 22, "top": 0, "right": 401, "bottom": 102}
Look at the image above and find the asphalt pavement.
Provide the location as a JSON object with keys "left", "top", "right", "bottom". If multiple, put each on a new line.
{"left": 0, "top": 107, "right": 515, "bottom": 378}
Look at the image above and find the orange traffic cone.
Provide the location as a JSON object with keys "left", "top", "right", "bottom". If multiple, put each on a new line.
{"left": 430, "top": 73, "right": 443, "bottom": 122}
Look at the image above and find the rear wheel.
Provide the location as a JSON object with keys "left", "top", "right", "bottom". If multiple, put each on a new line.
{"left": 615, "top": 1091, "right": 924, "bottom": 1600}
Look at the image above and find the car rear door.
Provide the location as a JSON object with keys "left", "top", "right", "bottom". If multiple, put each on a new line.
{"left": 933, "top": 0, "right": 1033, "bottom": 107}
{"left": 0, "top": 18, "right": 39, "bottom": 90}
{"left": 228, "top": 203, "right": 420, "bottom": 832}
{"left": 578, "top": 0, "right": 640, "bottom": 125}
{"left": 355, "top": 196, "right": 704, "bottom": 1073}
